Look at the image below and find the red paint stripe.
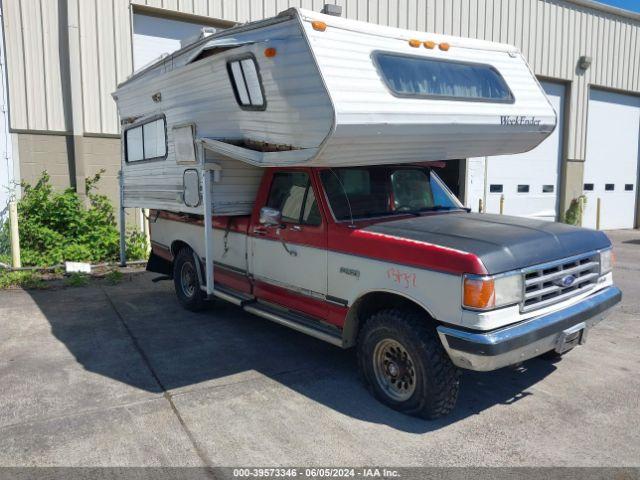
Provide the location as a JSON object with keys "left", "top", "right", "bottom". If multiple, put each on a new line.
{"left": 328, "top": 224, "right": 488, "bottom": 275}
{"left": 254, "top": 280, "right": 347, "bottom": 328}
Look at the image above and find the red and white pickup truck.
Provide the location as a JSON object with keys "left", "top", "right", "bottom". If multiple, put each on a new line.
{"left": 147, "top": 164, "right": 621, "bottom": 419}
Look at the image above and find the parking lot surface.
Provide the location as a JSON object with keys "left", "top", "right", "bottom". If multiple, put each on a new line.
{"left": 0, "top": 230, "right": 639, "bottom": 467}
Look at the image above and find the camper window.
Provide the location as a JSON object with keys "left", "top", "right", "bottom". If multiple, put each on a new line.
{"left": 125, "top": 117, "right": 167, "bottom": 162}
{"left": 227, "top": 55, "right": 266, "bottom": 110}
{"left": 374, "top": 52, "right": 514, "bottom": 103}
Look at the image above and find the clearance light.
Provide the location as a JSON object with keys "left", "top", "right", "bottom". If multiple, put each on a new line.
{"left": 312, "top": 20, "right": 327, "bottom": 31}
{"left": 264, "top": 47, "right": 277, "bottom": 58}
{"left": 439, "top": 42, "right": 450, "bottom": 51}
{"left": 408, "top": 39, "right": 421, "bottom": 48}
{"left": 424, "top": 40, "right": 436, "bottom": 49}
{"left": 463, "top": 273, "right": 523, "bottom": 311}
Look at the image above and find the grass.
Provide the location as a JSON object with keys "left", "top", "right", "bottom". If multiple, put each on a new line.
{"left": 0, "top": 270, "right": 46, "bottom": 290}
{"left": 105, "top": 269, "right": 123, "bottom": 285}
{"left": 64, "top": 273, "right": 90, "bottom": 288}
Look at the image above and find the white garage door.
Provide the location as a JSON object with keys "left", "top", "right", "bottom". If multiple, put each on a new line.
{"left": 0, "top": 25, "right": 12, "bottom": 216}
{"left": 133, "top": 14, "right": 212, "bottom": 71}
{"left": 583, "top": 90, "right": 640, "bottom": 230}
{"left": 466, "top": 82, "right": 565, "bottom": 221}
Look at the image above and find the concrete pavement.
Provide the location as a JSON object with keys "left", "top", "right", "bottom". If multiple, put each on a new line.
{"left": 0, "top": 231, "right": 638, "bottom": 467}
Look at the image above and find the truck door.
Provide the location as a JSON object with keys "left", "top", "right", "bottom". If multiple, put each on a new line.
{"left": 250, "top": 170, "right": 328, "bottom": 318}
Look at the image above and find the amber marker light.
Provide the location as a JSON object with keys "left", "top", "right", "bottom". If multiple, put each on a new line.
{"left": 408, "top": 39, "right": 421, "bottom": 47}
{"left": 264, "top": 47, "right": 277, "bottom": 58}
{"left": 463, "top": 276, "right": 496, "bottom": 310}
{"left": 439, "top": 42, "right": 451, "bottom": 51}
{"left": 424, "top": 40, "right": 436, "bottom": 49}
{"left": 312, "top": 20, "right": 327, "bottom": 31}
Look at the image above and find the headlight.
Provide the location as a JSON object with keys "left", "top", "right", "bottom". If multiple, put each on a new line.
{"left": 599, "top": 248, "right": 614, "bottom": 275}
{"left": 463, "top": 272, "right": 523, "bottom": 311}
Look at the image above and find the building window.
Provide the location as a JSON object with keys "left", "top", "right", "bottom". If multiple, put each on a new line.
{"left": 125, "top": 117, "right": 167, "bottom": 162}
{"left": 625, "top": 184, "right": 634, "bottom": 191}
{"left": 584, "top": 183, "right": 594, "bottom": 191}
{"left": 490, "top": 184, "right": 503, "bottom": 193}
{"left": 542, "top": 185, "right": 554, "bottom": 193}
{"left": 227, "top": 56, "right": 266, "bottom": 110}
{"left": 605, "top": 184, "right": 615, "bottom": 191}
{"left": 374, "top": 52, "right": 514, "bottom": 103}
{"left": 517, "top": 185, "right": 530, "bottom": 193}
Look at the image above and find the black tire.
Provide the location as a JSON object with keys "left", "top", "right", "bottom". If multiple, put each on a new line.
{"left": 173, "top": 248, "right": 208, "bottom": 312}
{"left": 357, "top": 309, "right": 460, "bottom": 420}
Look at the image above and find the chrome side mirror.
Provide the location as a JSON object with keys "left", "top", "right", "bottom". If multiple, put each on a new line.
{"left": 259, "top": 207, "right": 281, "bottom": 226}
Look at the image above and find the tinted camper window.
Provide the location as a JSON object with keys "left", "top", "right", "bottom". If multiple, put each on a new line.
{"left": 374, "top": 52, "right": 514, "bottom": 103}
{"left": 227, "top": 56, "right": 265, "bottom": 110}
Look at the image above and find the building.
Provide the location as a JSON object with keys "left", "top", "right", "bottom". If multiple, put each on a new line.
{"left": 1, "top": 0, "right": 639, "bottom": 229}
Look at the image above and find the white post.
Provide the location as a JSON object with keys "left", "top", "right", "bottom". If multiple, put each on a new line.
{"left": 202, "top": 167, "right": 215, "bottom": 298}
{"left": 9, "top": 200, "right": 21, "bottom": 268}
{"left": 118, "top": 171, "right": 127, "bottom": 267}
{"left": 143, "top": 208, "right": 151, "bottom": 254}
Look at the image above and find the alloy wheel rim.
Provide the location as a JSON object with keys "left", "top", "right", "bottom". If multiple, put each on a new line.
{"left": 180, "top": 261, "right": 197, "bottom": 298}
{"left": 372, "top": 338, "right": 417, "bottom": 402}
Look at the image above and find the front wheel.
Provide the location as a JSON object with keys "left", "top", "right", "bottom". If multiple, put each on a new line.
{"left": 357, "top": 309, "right": 460, "bottom": 419}
{"left": 173, "top": 248, "right": 208, "bottom": 312}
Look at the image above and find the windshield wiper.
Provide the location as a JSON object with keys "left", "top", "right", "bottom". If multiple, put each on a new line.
{"left": 402, "top": 206, "right": 459, "bottom": 216}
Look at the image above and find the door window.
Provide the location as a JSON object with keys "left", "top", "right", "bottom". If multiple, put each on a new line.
{"left": 266, "top": 172, "right": 321, "bottom": 226}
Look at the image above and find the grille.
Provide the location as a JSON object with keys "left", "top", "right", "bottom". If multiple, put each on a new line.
{"left": 521, "top": 253, "right": 600, "bottom": 313}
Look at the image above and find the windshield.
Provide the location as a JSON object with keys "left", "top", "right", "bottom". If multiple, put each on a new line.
{"left": 320, "top": 166, "right": 463, "bottom": 221}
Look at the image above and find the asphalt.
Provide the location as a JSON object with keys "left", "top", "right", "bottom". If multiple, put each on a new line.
{"left": 0, "top": 230, "right": 639, "bottom": 467}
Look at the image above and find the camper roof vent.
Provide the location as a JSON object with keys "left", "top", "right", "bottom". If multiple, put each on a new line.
{"left": 181, "top": 27, "right": 217, "bottom": 49}
{"left": 321, "top": 4, "right": 342, "bottom": 16}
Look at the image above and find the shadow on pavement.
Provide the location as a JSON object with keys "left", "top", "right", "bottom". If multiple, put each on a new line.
{"left": 27, "top": 273, "right": 557, "bottom": 434}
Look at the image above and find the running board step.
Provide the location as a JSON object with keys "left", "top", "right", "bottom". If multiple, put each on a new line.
{"left": 243, "top": 302, "right": 344, "bottom": 347}
{"left": 211, "top": 284, "right": 254, "bottom": 306}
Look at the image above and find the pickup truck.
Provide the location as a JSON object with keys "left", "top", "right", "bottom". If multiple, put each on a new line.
{"left": 148, "top": 164, "right": 621, "bottom": 419}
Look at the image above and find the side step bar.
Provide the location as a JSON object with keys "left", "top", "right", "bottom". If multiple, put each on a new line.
{"left": 206, "top": 282, "right": 344, "bottom": 347}
{"left": 211, "top": 284, "right": 253, "bottom": 306}
{"left": 244, "top": 302, "right": 344, "bottom": 347}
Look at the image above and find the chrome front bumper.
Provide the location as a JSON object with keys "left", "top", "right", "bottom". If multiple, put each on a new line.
{"left": 437, "top": 286, "right": 622, "bottom": 372}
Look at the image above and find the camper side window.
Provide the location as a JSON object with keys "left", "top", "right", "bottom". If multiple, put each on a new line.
{"left": 374, "top": 52, "right": 514, "bottom": 103}
{"left": 125, "top": 117, "right": 167, "bottom": 162}
{"left": 227, "top": 56, "right": 266, "bottom": 110}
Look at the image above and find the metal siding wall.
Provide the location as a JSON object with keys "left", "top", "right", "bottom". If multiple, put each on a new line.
{"left": 2, "top": 0, "right": 640, "bottom": 155}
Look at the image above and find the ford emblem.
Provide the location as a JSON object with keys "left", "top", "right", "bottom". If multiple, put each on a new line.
{"left": 557, "top": 275, "right": 576, "bottom": 287}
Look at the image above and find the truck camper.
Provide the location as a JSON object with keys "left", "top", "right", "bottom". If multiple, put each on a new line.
{"left": 114, "top": 8, "right": 620, "bottom": 419}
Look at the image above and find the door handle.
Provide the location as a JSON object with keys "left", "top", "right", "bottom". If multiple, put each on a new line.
{"left": 290, "top": 225, "right": 303, "bottom": 232}
{"left": 253, "top": 226, "right": 268, "bottom": 236}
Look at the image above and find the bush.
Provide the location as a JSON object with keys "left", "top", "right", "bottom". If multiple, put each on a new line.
{"left": 0, "top": 171, "right": 148, "bottom": 267}
{"left": 564, "top": 195, "right": 586, "bottom": 226}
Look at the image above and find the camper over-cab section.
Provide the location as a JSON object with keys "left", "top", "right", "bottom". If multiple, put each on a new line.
{"left": 114, "top": 7, "right": 556, "bottom": 170}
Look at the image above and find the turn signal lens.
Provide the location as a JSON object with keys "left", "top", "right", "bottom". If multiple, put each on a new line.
{"left": 424, "top": 40, "right": 436, "bottom": 49}
{"left": 264, "top": 47, "right": 277, "bottom": 58}
{"left": 463, "top": 276, "right": 495, "bottom": 310}
{"left": 599, "top": 248, "right": 614, "bottom": 275}
{"left": 408, "top": 39, "right": 421, "bottom": 47}
{"left": 463, "top": 273, "right": 523, "bottom": 311}
{"left": 439, "top": 42, "right": 450, "bottom": 51}
{"left": 312, "top": 20, "right": 327, "bottom": 31}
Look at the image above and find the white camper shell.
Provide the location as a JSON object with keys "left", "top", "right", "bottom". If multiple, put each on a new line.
{"left": 114, "top": 7, "right": 556, "bottom": 216}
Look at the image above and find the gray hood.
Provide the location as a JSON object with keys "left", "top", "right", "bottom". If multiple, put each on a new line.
{"left": 364, "top": 212, "right": 611, "bottom": 274}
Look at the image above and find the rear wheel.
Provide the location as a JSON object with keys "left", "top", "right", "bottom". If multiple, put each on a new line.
{"left": 173, "top": 248, "right": 207, "bottom": 312}
{"left": 357, "top": 309, "right": 460, "bottom": 419}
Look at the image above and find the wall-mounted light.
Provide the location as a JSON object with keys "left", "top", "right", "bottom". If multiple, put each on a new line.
{"left": 578, "top": 55, "right": 592, "bottom": 70}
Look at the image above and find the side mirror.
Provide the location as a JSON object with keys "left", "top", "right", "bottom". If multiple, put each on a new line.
{"left": 259, "top": 207, "right": 282, "bottom": 226}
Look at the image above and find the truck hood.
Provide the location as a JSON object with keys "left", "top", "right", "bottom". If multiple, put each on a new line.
{"left": 363, "top": 212, "right": 611, "bottom": 274}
